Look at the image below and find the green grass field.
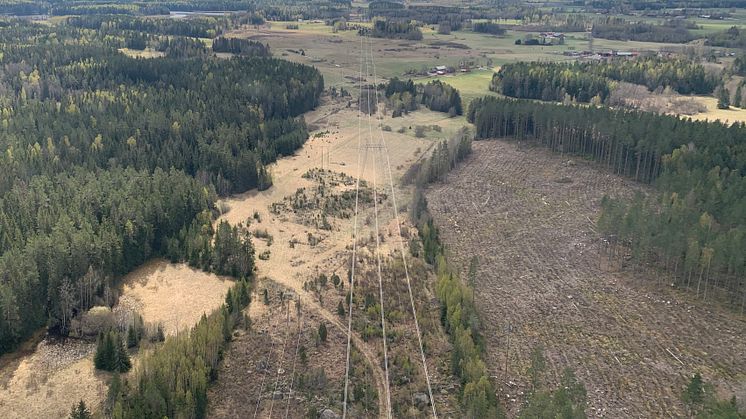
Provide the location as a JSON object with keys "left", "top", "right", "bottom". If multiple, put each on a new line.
{"left": 414, "top": 69, "right": 499, "bottom": 107}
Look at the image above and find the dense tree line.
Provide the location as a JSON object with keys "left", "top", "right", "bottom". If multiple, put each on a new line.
{"left": 468, "top": 96, "right": 746, "bottom": 310}
{"left": 492, "top": 62, "right": 612, "bottom": 103}
{"left": 592, "top": 20, "right": 696, "bottom": 43}
{"left": 165, "top": 214, "right": 255, "bottom": 278}
{"left": 706, "top": 26, "right": 746, "bottom": 49}
{"left": 0, "top": 1, "right": 351, "bottom": 19}
{"left": 361, "top": 19, "right": 423, "bottom": 41}
{"left": 65, "top": 14, "right": 228, "bottom": 38}
{"left": 513, "top": 12, "right": 593, "bottom": 33}
{"left": 156, "top": 35, "right": 210, "bottom": 57}
{"left": 94, "top": 330, "right": 132, "bottom": 373}
{"left": 51, "top": 3, "right": 170, "bottom": 16}
{"left": 368, "top": 1, "right": 516, "bottom": 28}
{"left": 106, "top": 279, "right": 251, "bottom": 418}
{"left": 0, "top": 2, "right": 168, "bottom": 17}
{"left": 585, "top": 0, "right": 746, "bottom": 11}
{"left": 212, "top": 36, "right": 270, "bottom": 56}
{"left": 732, "top": 54, "right": 746, "bottom": 77}
{"left": 492, "top": 58, "right": 717, "bottom": 104}
{"left": 385, "top": 78, "right": 462, "bottom": 117}
{"left": 590, "top": 56, "right": 717, "bottom": 95}
{"left": 411, "top": 128, "right": 472, "bottom": 186}
{"left": 409, "top": 132, "right": 504, "bottom": 417}
{"left": 472, "top": 21, "right": 506, "bottom": 35}
{"left": 0, "top": 167, "right": 215, "bottom": 354}
{"left": 0, "top": 53, "right": 322, "bottom": 195}
{"left": 0, "top": 19, "right": 321, "bottom": 355}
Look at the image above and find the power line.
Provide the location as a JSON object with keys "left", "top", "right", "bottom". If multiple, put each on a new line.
{"left": 282, "top": 300, "right": 304, "bottom": 419}
{"left": 366, "top": 33, "right": 439, "bottom": 419}
{"left": 253, "top": 300, "right": 280, "bottom": 419}
{"left": 342, "top": 31, "right": 367, "bottom": 419}
{"left": 363, "top": 34, "right": 393, "bottom": 418}
{"left": 268, "top": 302, "right": 291, "bottom": 418}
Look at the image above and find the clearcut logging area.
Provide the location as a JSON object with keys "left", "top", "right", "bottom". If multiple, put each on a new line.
{"left": 426, "top": 140, "right": 746, "bottom": 417}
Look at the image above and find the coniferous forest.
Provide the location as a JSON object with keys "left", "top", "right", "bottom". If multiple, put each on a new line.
{"left": 0, "top": 18, "right": 322, "bottom": 355}
{"left": 384, "top": 77, "right": 463, "bottom": 117}
{"left": 468, "top": 96, "right": 746, "bottom": 310}
{"left": 492, "top": 58, "right": 717, "bottom": 104}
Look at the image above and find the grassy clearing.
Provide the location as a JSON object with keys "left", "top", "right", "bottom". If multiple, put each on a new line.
{"left": 687, "top": 95, "right": 746, "bottom": 124}
{"left": 118, "top": 48, "right": 165, "bottom": 58}
{"left": 414, "top": 68, "right": 499, "bottom": 106}
{"left": 119, "top": 259, "right": 234, "bottom": 336}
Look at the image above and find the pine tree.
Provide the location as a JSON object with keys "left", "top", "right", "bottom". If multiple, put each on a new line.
{"left": 337, "top": 300, "right": 345, "bottom": 316}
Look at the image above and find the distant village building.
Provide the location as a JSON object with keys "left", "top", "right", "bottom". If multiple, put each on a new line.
{"left": 540, "top": 32, "right": 565, "bottom": 45}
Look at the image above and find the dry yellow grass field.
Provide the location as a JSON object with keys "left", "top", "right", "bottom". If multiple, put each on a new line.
{"left": 118, "top": 259, "right": 234, "bottom": 336}
{"left": 117, "top": 47, "right": 165, "bottom": 58}
{"left": 688, "top": 96, "right": 746, "bottom": 124}
{"left": 0, "top": 260, "right": 233, "bottom": 418}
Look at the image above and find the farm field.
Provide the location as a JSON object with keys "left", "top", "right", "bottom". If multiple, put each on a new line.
{"left": 426, "top": 140, "right": 746, "bottom": 417}
{"left": 227, "top": 22, "right": 744, "bottom": 124}
{"left": 223, "top": 23, "right": 620, "bottom": 89}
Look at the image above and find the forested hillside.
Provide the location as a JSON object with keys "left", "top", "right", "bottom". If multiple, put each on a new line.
{"left": 0, "top": 19, "right": 323, "bottom": 355}
{"left": 492, "top": 58, "right": 717, "bottom": 103}
{"left": 468, "top": 97, "right": 746, "bottom": 310}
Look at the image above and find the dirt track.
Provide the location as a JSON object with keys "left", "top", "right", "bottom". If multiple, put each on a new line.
{"left": 211, "top": 98, "right": 462, "bottom": 417}
{"left": 426, "top": 140, "right": 746, "bottom": 417}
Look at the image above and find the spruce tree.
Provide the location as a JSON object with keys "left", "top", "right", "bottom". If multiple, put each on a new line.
{"left": 114, "top": 333, "right": 132, "bottom": 373}
{"left": 106, "top": 372, "right": 121, "bottom": 413}
{"left": 156, "top": 323, "right": 165, "bottom": 342}
{"left": 318, "top": 322, "right": 327, "bottom": 343}
{"left": 683, "top": 372, "right": 705, "bottom": 407}
{"left": 69, "top": 400, "right": 92, "bottom": 419}
{"left": 94, "top": 331, "right": 115, "bottom": 371}
{"left": 718, "top": 86, "right": 730, "bottom": 109}
{"left": 127, "top": 325, "right": 138, "bottom": 348}
{"left": 238, "top": 280, "right": 250, "bottom": 307}
{"left": 225, "top": 288, "right": 234, "bottom": 313}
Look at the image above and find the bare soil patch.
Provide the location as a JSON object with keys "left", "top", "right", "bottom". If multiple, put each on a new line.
{"left": 426, "top": 140, "right": 746, "bottom": 417}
